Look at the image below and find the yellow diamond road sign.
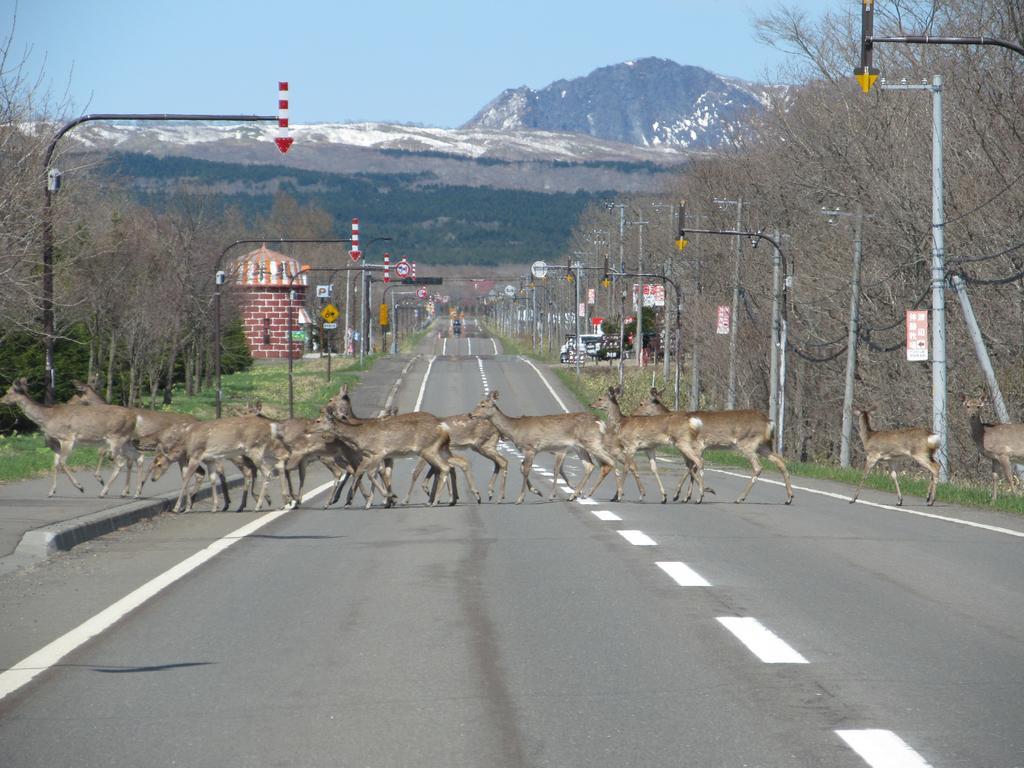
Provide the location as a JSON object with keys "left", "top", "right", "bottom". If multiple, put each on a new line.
{"left": 320, "top": 303, "right": 339, "bottom": 323}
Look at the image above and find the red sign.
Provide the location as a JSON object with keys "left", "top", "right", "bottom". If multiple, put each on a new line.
{"left": 395, "top": 260, "right": 411, "bottom": 278}
{"left": 349, "top": 250, "right": 361, "bottom": 262}
{"left": 416, "top": 287, "right": 428, "bottom": 299}
{"left": 906, "top": 310, "right": 928, "bottom": 361}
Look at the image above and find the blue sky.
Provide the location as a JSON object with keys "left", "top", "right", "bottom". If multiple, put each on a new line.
{"left": 6, "top": 0, "right": 835, "bottom": 127}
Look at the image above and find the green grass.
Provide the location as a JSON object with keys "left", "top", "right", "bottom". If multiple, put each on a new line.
{"left": 0, "top": 356, "right": 370, "bottom": 484}
{"left": 486, "top": 328, "right": 1024, "bottom": 517}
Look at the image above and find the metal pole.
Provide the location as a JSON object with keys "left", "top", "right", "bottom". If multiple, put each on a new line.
{"left": 769, "top": 232, "right": 782, "bottom": 432}
{"left": 931, "top": 75, "right": 949, "bottom": 481}
{"left": 616, "top": 205, "right": 626, "bottom": 385}
{"left": 690, "top": 215, "right": 702, "bottom": 411}
{"left": 574, "top": 261, "right": 582, "bottom": 376}
{"left": 840, "top": 206, "right": 864, "bottom": 468}
{"left": 727, "top": 199, "right": 743, "bottom": 409}
{"left": 637, "top": 220, "right": 645, "bottom": 367}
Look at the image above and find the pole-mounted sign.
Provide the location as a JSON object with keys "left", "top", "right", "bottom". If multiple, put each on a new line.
{"left": 395, "top": 258, "right": 411, "bottom": 279}
{"left": 275, "top": 82, "right": 294, "bottom": 153}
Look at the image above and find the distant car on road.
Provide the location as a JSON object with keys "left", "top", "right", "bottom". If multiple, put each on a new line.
{"left": 452, "top": 319, "right": 462, "bottom": 336}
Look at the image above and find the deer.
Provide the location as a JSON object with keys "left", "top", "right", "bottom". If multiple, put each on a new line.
{"left": 468, "top": 390, "right": 619, "bottom": 504}
{"left": 403, "top": 413, "right": 508, "bottom": 504}
{"left": 588, "top": 386, "right": 705, "bottom": 503}
{"left": 849, "top": 405, "right": 940, "bottom": 506}
{"left": 316, "top": 406, "right": 481, "bottom": 508}
{"left": 961, "top": 395, "right": 1024, "bottom": 503}
{"left": 150, "top": 415, "right": 293, "bottom": 513}
{"left": 1, "top": 378, "right": 141, "bottom": 497}
{"left": 638, "top": 388, "right": 793, "bottom": 505}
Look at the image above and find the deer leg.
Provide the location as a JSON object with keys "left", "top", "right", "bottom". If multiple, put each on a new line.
{"left": 98, "top": 451, "right": 126, "bottom": 498}
{"left": 675, "top": 443, "right": 705, "bottom": 503}
{"left": 889, "top": 469, "right": 904, "bottom": 506}
{"left": 849, "top": 457, "right": 879, "bottom": 503}
{"left": 572, "top": 449, "right": 598, "bottom": 499}
{"left": 174, "top": 459, "right": 203, "bottom": 513}
{"left": 52, "top": 439, "right": 85, "bottom": 495}
{"left": 911, "top": 455, "right": 940, "bottom": 506}
{"left": 760, "top": 447, "right": 794, "bottom": 504}
{"left": 448, "top": 453, "right": 480, "bottom": 504}
{"left": 734, "top": 452, "right": 764, "bottom": 503}
{"left": 517, "top": 449, "right": 538, "bottom": 504}
{"left": 550, "top": 451, "right": 570, "bottom": 500}
{"left": 405, "top": 457, "right": 429, "bottom": 504}
{"left": 647, "top": 449, "right": 667, "bottom": 503}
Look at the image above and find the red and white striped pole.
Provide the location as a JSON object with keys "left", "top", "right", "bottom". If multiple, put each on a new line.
{"left": 350, "top": 218, "right": 361, "bottom": 261}
{"left": 275, "top": 81, "right": 293, "bottom": 153}
{"left": 411, "top": 261, "right": 417, "bottom": 280}
{"left": 383, "top": 252, "right": 390, "bottom": 282}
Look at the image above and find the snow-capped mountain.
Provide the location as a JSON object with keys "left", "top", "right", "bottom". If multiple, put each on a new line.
{"left": 464, "top": 57, "right": 773, "bottom": 149}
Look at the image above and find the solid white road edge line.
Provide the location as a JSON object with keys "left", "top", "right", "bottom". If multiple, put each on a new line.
{"left": 836, "top": 729, "right": 934, "bottom": 768}
{"left": 0, "top": 480, "right": 334, "bottom": 703}
{"left": 519, "top": 356, "right": 570, "bottom": 413}
{"left": 716, "top": 616, "right": 808, "bottom": 664}
{"left": 657, "top": 561, "right": 711, "bottom": 587}
{"left": 706, "top": 467, "right": 1024, "bottom": 539}
{"left": 414, "top": 355, "right": 437, "bottom": 412}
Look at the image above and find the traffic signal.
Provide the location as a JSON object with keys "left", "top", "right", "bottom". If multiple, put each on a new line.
{"left": 675, "top": 200, "right": 688, "bottom": 252}
{"left": 854, "top": 0, "right": 880, "bottom": 92}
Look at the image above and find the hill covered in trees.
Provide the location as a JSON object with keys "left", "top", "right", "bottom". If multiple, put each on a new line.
{"left": 97, "top": 153, "right": 611, "bottom": 266}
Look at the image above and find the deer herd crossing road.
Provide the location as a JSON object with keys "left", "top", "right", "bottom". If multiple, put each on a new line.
{"left": 1, "top": 325, "right": 1022, "bottom": 767}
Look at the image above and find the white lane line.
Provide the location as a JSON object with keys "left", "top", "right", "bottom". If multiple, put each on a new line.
{"left": 716, "top": 616, "right": 808, "bottom": 664}
{"left": 657, "top": 561, "right": 711, "bottom": 587}
{"left": 836, "top": 730, "right": 934, "bottom": 768}
{"left": 519, "top": 356, "right": 570, "bottom": 413}
{"left": 619, "top": 530, "right": 657, "bottom": 546}
{"left": 576, "top": 498, "right": 598, "bottom": 506}
{"left": 442, "top": 337, "right": 447, "bottom": 356}
{"left": 467, "top": 337, "right": 472, "bottom": 355}
{"left": 707, "top": 467, "right": 1024, "bottom": 539}
{"left": 492, "top": 338, "right": 499, "bottom": 355}
{"left": 592, "top": 510, "right": 622, "bottom": 521}
{"left": 414, "top": 355, "right": 436, "bottom": 412}
{"left": 0, "top": 480, "right": 334, "bottom": 702}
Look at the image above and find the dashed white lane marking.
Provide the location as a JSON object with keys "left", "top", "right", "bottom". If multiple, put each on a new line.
{"left": 618, "top": 530, "right": 657, "bottom": 546}
{"left": 592, "top": 510, "right": 622, "bottom": 521}
{"left": 467, "top": 337, "right": 472, "bottom": 355}
{"left": 519, "top": 356, "right": 570, "bottom": 413}
{"left": 576, "top": 498, "right": 598, "bottom": 505}
{"left": 0, "top": 480, "right": 335, "bottom": 702}
{"left": 657, "top": 561, "right": 711, "bottom": 587}
{"left": 414, "top": 355, "right": 437, "bottom": 412}
{"left": 716, "top": 617, "right": 808, "bottom": 664}
{"left": 442, "top": 337, "right": 447, "bottom": 356}
{"left": 836, "top": 730, "right": 934, "bottom": 768}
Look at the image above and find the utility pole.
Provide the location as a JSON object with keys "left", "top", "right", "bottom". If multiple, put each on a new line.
{"left": 882, "top": 76, "right": 948, "bottom": 480}
{"left": 625, "top": 215, "right": 649, "bottom": 367}
{"left": 821, "top": 204, "right": 865, "bottom": 468}
{"left": 606, "top": 202, "right": 627, "bottom": 385}
{"left": 714, "top": 197, "right": 743, "bottom": 408}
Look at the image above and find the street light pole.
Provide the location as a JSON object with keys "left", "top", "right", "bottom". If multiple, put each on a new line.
{"left": 713, "top": 197, "right": 743, "bottom": 409}
{"left": 41, "top": 112, "right": 278, "bottom": 404}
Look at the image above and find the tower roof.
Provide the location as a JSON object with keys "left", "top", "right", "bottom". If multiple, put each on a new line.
{"left": 232, "top": 244, "right": 308, "bottom": 287}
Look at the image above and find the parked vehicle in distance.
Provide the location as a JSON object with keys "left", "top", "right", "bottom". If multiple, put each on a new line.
{"left": 560, "top": 333, "right": 618, "bottom": 363}
{"left": 452, "top": 318, "right": 462, "bottom": 336}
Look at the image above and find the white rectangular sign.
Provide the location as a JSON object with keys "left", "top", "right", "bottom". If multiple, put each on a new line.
{"left": 642, "top": 283, "right": 665, "bottom": 307}
{"left": 587, "top": 288, "right": 596, "bottom": 305}
{"left": 578, "top": 302, "right": 586, "bottom": 318}
{"left": 716, "top": 305, "right": 731, "bottom": 335}
{"left": 906, "top": 310, "right": 928, "bottom": 361}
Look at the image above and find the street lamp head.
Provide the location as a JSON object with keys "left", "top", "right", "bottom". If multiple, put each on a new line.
{"left": 47, "top": 168, "right": 62, "bottom": 193}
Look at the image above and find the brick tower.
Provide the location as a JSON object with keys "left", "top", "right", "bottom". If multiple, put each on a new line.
{"left": 230, "top": 245, "right": 310, "bottom": 359}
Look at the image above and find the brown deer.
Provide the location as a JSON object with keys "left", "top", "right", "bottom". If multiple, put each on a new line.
{"left": 638, "top": 388, "right": 793, "bottom": 505}
{"left": 316, "top": 407, "right": 481, "bottom": 508}
{"left": 1, "top": 378, "right": 140, "bottom": 497}
{"left": 151, "top": 415, "right": 293, "bottom": 513}
{"left": 468, "top": 391, "right": 618, "bottom": 504}
{"left": 849, "top": 405, "right": 940, "bottom": 506}
{"left": 403, "top": 412, "right": 508, "bottom": 504}
{"left": 961, "top": 395, "right": 1024, "bottom": 503}
{"left": 588, "top": 386, "right": 705, "bottom": 503}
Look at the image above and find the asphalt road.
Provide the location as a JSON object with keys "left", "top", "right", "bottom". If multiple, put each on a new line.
{"left": 1, "top": 322, "right": 1022, "bottom": 767}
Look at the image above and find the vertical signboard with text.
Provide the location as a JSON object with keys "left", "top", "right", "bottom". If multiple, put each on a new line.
{"left": 716, "top": 305, "right": 731, "bottom": 335}
{"left": 906, "top": 310, "right": 929, "bottom": 361}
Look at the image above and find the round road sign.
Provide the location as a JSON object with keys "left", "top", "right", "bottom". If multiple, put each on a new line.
{"left": 416, "top": 287, "right": 428, "bottom": 299}
{"left": 396, "top": 260, "right": 411, "bottom": 278}
{"left": 531, "top": 260, "right": 549, "bottom": 279}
